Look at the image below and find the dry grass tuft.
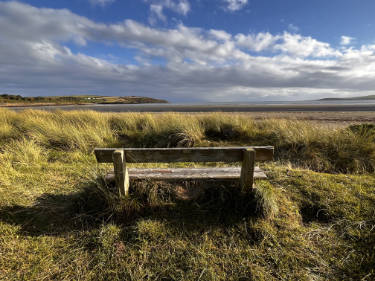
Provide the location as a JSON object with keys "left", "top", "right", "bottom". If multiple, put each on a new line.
{"left": 1, "top": 109, "right": 374, "bottom": 172}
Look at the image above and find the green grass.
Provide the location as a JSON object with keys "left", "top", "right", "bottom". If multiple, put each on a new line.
{"left": 0, "top": 108, "right": 374, "bottom": 280}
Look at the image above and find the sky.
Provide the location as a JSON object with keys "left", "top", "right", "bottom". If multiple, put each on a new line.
{"left": 1, "top": 1, "right": 375, "bottom": 102}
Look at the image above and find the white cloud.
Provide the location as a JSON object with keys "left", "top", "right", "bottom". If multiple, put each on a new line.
{"left": 149, "top": 4, "right": 166, "bottom": 24}
{"left": 235, "top": 32, "right": 279, "bottom": 52}
{"left": 147, "top": 0, "right": 190, "bottom": 24}
{"left": 209, "top": 29, "right": 232, "bottom": 41}
{"left": 224, "top": 0, "right": 248, "bottom": 11}
{"left": 0, "top": 1, "right": 375, "bottom": 102}
{"left": 235, "top": 32, "right": 339, "bottom": 58}
{"left": 287, "top": 23, "right": 299, "bottom": 33}
{"left": 341, "top": 35, "right": 355, "bottom": 46}
{"left": 89, "top": 0, "right": 115, "bottom": 7}
{"left": 274, "top": 33, "right": 340, "bottom": 57}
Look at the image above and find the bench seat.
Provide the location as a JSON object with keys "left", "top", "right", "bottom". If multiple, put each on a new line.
{"left": 105, "top": 166, "right": 267, "bottom": 181}
{"left": 95, "top": 146, "right": 274, "bottom": 197}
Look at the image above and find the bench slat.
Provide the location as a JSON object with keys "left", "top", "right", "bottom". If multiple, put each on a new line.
{"left": 95, "top": 146, "right": 273, "bottom": 163}
{"left": 105, "top": 167, "right": 267, "bottom": 180}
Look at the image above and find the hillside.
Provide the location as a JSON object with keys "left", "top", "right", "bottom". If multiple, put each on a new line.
{"left": 319, "top": 94, "right": 375, "bottom": 101}
{"left": 0, "top": 94, "right": 168, "bottom": 106}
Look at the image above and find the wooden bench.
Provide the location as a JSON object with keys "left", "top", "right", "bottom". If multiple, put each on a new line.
{"left": 94, "top": 146, "right": 274, "bottom": 197}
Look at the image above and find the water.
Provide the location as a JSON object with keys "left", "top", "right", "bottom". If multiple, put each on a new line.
{"left": 4, "top": 100, "right": 375, "bottom": 112}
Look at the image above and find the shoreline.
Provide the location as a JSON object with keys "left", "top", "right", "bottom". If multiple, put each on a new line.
{"left": 3, "top": 103, "right": 375, "bottom": 112}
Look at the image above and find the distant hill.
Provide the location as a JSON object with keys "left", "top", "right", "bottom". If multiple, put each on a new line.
{"left": 319, "top": 95, "right": 375, "bottom": 101}
{"left": 0, "top": 94, "right": 168, "bottom": 106}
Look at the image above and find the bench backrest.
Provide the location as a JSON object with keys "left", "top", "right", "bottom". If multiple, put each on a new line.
{"left": 94, "top": 146, "right": 274, "bottom": 163}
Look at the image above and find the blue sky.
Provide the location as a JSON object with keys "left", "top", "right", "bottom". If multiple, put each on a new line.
{"left": 18, "top": 0, "right": 374, "bottom": 42}
{"left": 1, "top": 0, "right": 375, "bottom": 102}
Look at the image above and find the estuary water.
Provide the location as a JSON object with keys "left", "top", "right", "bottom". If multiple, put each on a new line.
{"left": 5, "top": 100, "right": 375, "bottom": 112}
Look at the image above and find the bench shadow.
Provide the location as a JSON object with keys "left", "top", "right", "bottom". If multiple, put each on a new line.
{"left": 0, "top": 182, "right": 111, "bottom": 236}
{"left": 0, "top": 178, "right": 265, "bottom": 237}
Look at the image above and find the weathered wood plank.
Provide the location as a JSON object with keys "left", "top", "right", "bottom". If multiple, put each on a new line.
{"left": 95, "top": 146, "right": 273, "bottom": 163}
{"left": 240, "top": 148, "right": 255, "bottom": 191}
{"left": 105, "top": 167, "right": 266, "bottom": 181}
{"left": 112, "top": 150, "right": 129, "bottom": 197}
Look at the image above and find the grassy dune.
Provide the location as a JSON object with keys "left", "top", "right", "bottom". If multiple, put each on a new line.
{"left": 0, "top": 109, "right": 374, "bottom": 280}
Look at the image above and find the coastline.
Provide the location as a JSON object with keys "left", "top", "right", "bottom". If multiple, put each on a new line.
{"left": 0, "top": 102, "right": 90, "bottom": 107}
{"left": 4, "top": 102, "right": 375, "bottom": 112}
{"left": 0, "top": 102, "right": 167, "bottom": 107}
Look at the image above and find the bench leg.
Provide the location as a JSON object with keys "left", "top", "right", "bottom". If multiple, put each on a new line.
{"left": 240, "top": 148, "right": 255, "bottom": 191}
{"left": 112, "top": 150, "right": 129, "bottom": 197}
